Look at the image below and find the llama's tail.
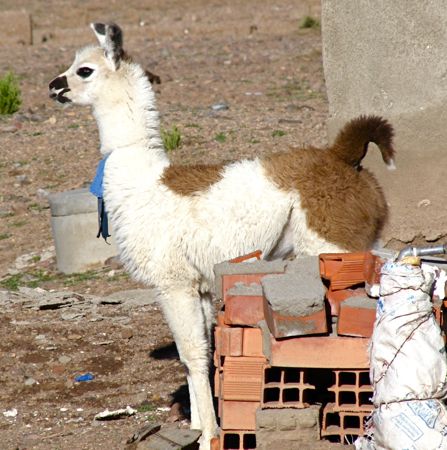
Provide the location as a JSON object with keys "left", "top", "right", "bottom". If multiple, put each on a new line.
{"left": 329, "top": 115, "right": 396, "bottom": 170}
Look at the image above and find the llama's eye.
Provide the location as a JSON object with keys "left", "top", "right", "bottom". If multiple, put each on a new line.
{"left": 76, "top": 67, "right": 94, "bottom": 78}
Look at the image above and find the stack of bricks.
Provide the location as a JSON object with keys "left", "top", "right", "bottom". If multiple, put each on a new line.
{"left": 212, "top": 251, "right": 387, "bottom": 450}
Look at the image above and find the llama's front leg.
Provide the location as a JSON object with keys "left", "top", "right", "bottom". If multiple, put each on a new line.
{"left": 186, "top": 373, "right": 200, "bottom": 429}
{"left": 161, "top": 289, "right": 218, "bottom": 449}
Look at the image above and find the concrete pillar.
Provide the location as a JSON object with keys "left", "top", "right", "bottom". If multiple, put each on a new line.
{"left": 48, "top": 188, "right": 117, "bottom": 274}
{"left": 322, "top": 1, "right": 447, "bottom": 244}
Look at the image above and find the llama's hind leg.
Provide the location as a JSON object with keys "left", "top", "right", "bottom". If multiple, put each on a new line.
{"left": 160, "top": 288, "right": 218, "bottom": 448}
{"left": 200, "top": 292, "right": 216, "bottom": 346}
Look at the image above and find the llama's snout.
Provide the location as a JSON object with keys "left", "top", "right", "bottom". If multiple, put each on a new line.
{"left": 49, "top": 75, "right": 72, "bottom": 104}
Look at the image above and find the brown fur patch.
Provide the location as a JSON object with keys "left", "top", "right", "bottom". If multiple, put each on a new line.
{"left": 262, "top": 148, "right": 388, "bottom": 252}
{"left": 161, "top": 164, "right": 225, "bottom": 196}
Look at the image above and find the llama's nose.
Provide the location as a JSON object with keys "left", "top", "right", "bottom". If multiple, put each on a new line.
{"left": 49, "top": 75, "right": 68, "bottom": 92}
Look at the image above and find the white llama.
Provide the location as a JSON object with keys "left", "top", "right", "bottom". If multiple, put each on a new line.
{"left": 49, "top": 23, "right": 396, "bottom": 449}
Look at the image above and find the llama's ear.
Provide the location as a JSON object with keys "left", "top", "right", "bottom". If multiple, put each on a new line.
{"left": 90, "top": 22, "right": 123, "bottom": 70}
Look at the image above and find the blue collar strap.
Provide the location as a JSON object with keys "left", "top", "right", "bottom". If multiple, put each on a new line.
{"left": 90, "top": 155, "right": 111, "bottom": 242}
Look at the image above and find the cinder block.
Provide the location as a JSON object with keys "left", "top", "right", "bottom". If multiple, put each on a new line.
{"left": 48, "top": 188, "right": 118, "bottom": 273}
{"left": 256, "top": 407, "right": 320, "bottom": 449}
{"left": 262, "top": 270, "right": 327, "bottom": 338}
{"left": 224, "top": 283, "right": 265, "bottom": 326}
{"left": 222, "top": 356, "right": 266, "bottom": 401}
{"left": 338, "top": 296, "right": 376, "bottom": 337}
{"left": 0, "top": 11, "right": 32, "bottom": 45}
{"left": 220, "top": 400, "right": 260, "bottom": 430}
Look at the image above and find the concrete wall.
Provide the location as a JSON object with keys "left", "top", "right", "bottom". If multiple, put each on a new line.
{"left": 322, "top": 0, "right": 447, "bottom": 245}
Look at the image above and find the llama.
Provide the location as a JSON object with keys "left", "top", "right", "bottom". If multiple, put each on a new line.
{"left": 49, "top": 23, "right": 396, "bottom": 449}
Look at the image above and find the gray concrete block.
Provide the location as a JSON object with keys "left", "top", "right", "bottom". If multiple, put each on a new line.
{"left": 214, "top": 259, "right": 287, "bottom": 299}
{"left": 136, "top": 424, "right": 200, "bottom": 449}
{"left": 48, "top": 188, "right": 117, "bottom": 274}
{"left": 0, "top": 11, "right": 32, "bottom": 45}
{"left": 226, "top": 282, "right": 263, "bottom": 297}
{"left": 322, "top": 0, "right": 447, "bottom": 244}
{"left": 256, "top": 407, "right": 321, "bottom": 449}
{"left": 261, "top": 271, "right": 325, "bottom": 317}
{"left": 258, "top": 320, "right": 272, "bottom": 362}
{"left": 343, "top": 295, "right": 376, "bottom": 309}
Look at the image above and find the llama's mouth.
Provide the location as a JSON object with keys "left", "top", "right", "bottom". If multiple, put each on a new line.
{"left": 49, "top": 88, "right": 72, "bottom": 104}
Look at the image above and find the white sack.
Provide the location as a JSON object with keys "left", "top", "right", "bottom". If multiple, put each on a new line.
{"left": 356, "top": 260, "right": 447, "bottom": 450}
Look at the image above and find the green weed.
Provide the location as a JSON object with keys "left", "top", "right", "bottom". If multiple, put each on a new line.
{"left": 62, "top": 270, "right": 100, "bottom": 286}
{"left": 299, "top": 16, "right": 320, "bottom": 29}
{"left": 0, "top": 274, "right": 22, "bottom": 291}
{"left": 0, "top": 72, "right": 21, "bottom": 115}
{"left": 161, "top": 125, "right": 182, "bottom": 152}
{"left": 272, "top": 130, "right": 286, "bottom": 138}
{"left": 214, "top": 132, "right": 227, "bottom": 143}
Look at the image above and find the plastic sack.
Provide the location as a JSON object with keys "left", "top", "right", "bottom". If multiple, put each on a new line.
{"left": 356, "top": 260, "right": 447, "bottom": 450}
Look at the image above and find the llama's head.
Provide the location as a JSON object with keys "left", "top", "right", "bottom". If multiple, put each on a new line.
{"left": 49, "top": 23, "right": 128, "bottom": 106}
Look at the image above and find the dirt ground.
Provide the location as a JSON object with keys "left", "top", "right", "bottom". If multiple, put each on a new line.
{"left": 0, "top": 0, "right": 345, "bottom": 448}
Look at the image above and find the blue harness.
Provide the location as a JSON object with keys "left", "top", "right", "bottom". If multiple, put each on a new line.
{"left": 90, "top": 154, "right": 111, "bottom": 242}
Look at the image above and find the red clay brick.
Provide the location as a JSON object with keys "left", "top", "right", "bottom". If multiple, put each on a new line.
{"left": 220, "top": 430, "right": 256, "bottom": 450}
{"left": 242, "top": 328, "right": 264, "bottom": 357}
{"left": 338, "top": 298, "right": 376, "bottom": 337}
{"left": 319, "top": 253, "right": 367, "bottom": 290}
{"left": 220, "top": 400, "right": 260, "bottom": 430}
{"left": 326, "top": 287, "right": 367, "bottom": 316}
{"left": 224, "top": 291, "right": 265, "bottom": 326}
{"left": 268, "top": 336, "right": 369, "bottom": 369}
{"left": 222, "top": 356, "right": 267, "bottom": 401}
{"left": 211, "top": 436, "right": 220, "bottom": 450}
{"left": 229, "top": 250, "right": 262, "bottom": 263}
{"left": 262, "top": 366, "right": 316, "bottom": 409}
{"left": 218, "top": 327, "right": 244, "bottom": 357}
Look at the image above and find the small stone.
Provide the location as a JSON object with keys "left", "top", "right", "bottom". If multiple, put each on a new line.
{"left": 36, "top": 188, "right": 50, "bottom": 199}
{"left": 24, "top": 377, "right": 38, "bottom": 386}
{"left": 52, "top": 364, "right": 65, "bottom": 375}
{"left": 3, "top": 408, "right": 18, "bottom": 418}
{"left": 67, "top": 333, "right": 82, "bottom": 340}
{"left": 58, "top": 355, "right": 72, "bottom": 364}
{"left": 104, "top": 256, "right": 123, "bottom": 270}
{"left": 0, "top": 125, "right": 19, "bottom": 133}
{"left": 211, "top": 102, "right": 229, "bottom": 111}
{"left": 121, "top": 328, "right": 134, "bottom": 340}
{"left": 417, "top": 198, "right": 431, "bottom": 208}
{"left": 61, "top": 311, "right": 85, "bottom": 321}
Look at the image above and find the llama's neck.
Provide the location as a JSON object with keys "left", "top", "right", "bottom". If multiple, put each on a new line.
{"left": 92, "top": 63, "right": 168, "bottom": 168}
